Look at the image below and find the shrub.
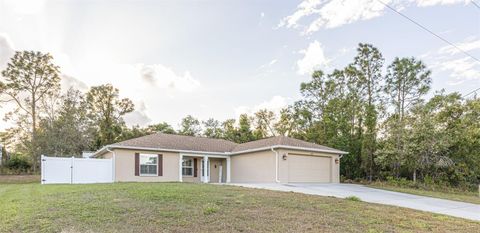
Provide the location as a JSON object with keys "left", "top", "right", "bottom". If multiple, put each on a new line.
{"left": 203, "top": 203, "right": 219, "bottom": 215}
{"left": 4, "top": 155, "right": 31, "bottom": 173}
{"left": 345, "top": 196, "right": 362, "bottom": 202}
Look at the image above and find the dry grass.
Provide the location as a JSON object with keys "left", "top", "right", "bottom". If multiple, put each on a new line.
{"left": 0, "top": 175, "right": 40, "bottom": 184}
{"left": 0, "top": 182, "right": 478, "bottom": 233}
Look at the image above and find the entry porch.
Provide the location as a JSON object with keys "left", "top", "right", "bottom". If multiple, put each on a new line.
{"left": 179, "top": 154, "right": 230, "bottom": 183}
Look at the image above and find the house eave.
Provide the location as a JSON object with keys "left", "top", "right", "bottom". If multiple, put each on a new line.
{"left": 93, "top": 145, "right": 231, "bottom": 157}
{"left": 230, "top": 145, "right": 348, "bottom": 155}
{"left": 93, "top": 144, "right": 348, "bottom": 158}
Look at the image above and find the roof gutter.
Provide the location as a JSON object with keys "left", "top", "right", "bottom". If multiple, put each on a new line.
{"left": 93, "top": 145, "right": 231, "bottom": 157}
{"left": 93, "top": 144, "right": 349, "bottom": 158}
{"left": 231, "top": 145, "right": 348, "bottom": 155}
{"left": 106, "top": 147, "right": 116, "bottom": 182}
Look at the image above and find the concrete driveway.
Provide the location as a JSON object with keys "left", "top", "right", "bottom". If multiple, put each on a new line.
{"left": 229, "top": 183, "right": 480, "bottom": 221}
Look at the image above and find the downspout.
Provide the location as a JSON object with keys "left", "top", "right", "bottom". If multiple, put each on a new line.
{"left": 106, "top": 147, "right": 116, "bottom": 183}
{"left": 271, "top": 147, "right": 280, "bottom": 183}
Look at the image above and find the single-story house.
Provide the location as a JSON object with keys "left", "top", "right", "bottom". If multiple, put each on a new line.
{"left": 93, "top": 133, "right": 348, "bottom": 183}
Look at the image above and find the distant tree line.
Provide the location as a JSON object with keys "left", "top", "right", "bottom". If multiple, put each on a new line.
{"left": 0, "top": 46, "right": 478, "bottom": 190}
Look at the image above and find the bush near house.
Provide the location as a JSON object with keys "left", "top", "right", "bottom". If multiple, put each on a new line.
{"left": 0, "top": 154, "right": 32, "bottom": 175}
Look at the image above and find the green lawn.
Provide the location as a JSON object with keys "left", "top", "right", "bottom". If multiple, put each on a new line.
{"left": 0, "top": 182, "right": 479, "bottom": 233}
{"left": 368, "top": 183, "right": 480, "bottom": 205}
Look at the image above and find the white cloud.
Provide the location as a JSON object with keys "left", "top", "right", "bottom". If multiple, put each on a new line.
{"left": 76, "top": 62, "right": 201, "bottom": 127}
{"left": 278, "top": 0, "right": 324, "bottom": 29}
{"left": 234, "top": 95, "right": 289, "bottom": 117}
{"left": 437, "top": 57, "right": 479, "bottom": 85}
{"left": 424, "top": 36, "right": 480, "bottom": 85}
{"left": 280, "top": 0, "right": 471, "bottom": 34}
{"left": 0, "top": 34, "right": 17, "bottom": 130}
{"left": 297, "top": 40, "right": 330, "bottom": 75}
{"left": 0, "top": 34, "right": 15, "bottom": 70}
{"left": 3, "top": 0, "right": 46, "bottom": 15}
{"left": 307, "top": 0, "right": 389, "bottom": 33}
{"left": 438, "top": 38, "right": 480, "bottom": 55}
{"left": 137, "top": 64, "right": 200, "bottom": 92}
{"left": 123, "top": 100, "right": 152, "bottom": 126}
{"left": 61, "top": 74, "right": 89, "bottom": 92}
{"left": 415, "top": 0, "right": 470, "bottom": 7}
{"left": 258, "top": 59, "right": 278, "bottom": 70}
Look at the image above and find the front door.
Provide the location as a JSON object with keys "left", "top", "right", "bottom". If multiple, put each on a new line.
{"left": 209, "top": 159, "right": 224, "bottom": 183}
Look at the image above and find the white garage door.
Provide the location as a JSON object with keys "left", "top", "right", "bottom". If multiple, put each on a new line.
{"left": 288, "top": 155, "right": 331, "bottom": 183}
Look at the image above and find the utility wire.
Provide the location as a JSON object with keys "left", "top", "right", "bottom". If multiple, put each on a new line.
{"left": 463, "top": 87, "right": 480, "bottom": 98}
{"left": 377, "top": 0, "right": 480, "bottom": 64}
{"left": 472, "top": 0, "right": 480, "bottom": 10}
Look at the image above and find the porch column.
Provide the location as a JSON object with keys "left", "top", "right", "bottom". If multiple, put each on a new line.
{"left": 179, "top": 154, "right": 183, "bottom": 182}
{"left": 226, "top": 157, "right": 231, "bottom": 183}
{"left": 203, "top": 155, "right": 209, "bottom": 183}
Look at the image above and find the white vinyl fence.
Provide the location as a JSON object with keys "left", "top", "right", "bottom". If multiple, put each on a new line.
{"left": 41, "top": 155, "right": 113, "bottom": 184}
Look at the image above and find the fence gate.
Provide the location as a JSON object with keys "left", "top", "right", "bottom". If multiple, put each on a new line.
{"left": 41, "top": 155, "right": 113, "bottom": 184}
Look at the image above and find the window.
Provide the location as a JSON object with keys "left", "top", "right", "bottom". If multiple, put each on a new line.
{"left": 140, "top": 154, "right": 157, "bottom": 176}
{"left": 182, "top": 158, "right": 193, "bottom": 176}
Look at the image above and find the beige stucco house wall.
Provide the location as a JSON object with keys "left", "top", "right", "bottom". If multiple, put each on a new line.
{"left": 101, "top": 147, "right": 340, "bottom": 183}
{"left": 103, "top": 149, "right": 180, "bottom": 182}
{"left": 102, "top": 149, "right": 228, "bottom": 183}
{"left": 230, "top": 150, "right": 276, "bottom": 183}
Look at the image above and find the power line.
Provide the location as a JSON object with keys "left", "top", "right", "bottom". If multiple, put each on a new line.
{"left": 472, "top": 1, "right": 480, "bottom": 10}
{"left": 377, "top": 0, "right": 480, "bottom": 64}
{"left": 463, "top": 87, "right": 480, "bottom": 98}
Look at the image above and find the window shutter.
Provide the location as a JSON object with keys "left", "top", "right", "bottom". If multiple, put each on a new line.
{"left": 134, "top": 153, "right": 139, "bottom": 176}
{"left": 158, "top": 154, "right": 163, "bottom": 176}
{"left": 193, "top": 158, "right": 198, "bottom": 177}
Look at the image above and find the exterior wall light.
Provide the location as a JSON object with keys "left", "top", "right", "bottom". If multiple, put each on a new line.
{"left": 282, "top": 154, "right": 288, "bottom": 160}
{"left": 335, "top": 158, "right": 339, "bottom": 164}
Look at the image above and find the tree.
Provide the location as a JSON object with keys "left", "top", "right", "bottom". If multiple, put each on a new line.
{"left": 0, "top": 51, "right": 61, "bottom": 170}
{"left": 203, "top": 118, "right": 223, "bottom": 138}
{"left": 179, "top": 115, "right": 201, "bottom": 136}
{"left": 237, "top": 114, "right": 255, "bottom": 143}
{"left": 85, "top": 84, "right": 134, "bottom": 148}
{"left": 352, "top": 43, "right": 384, "bottom": 181}
{"left": 37, "top": 88, "right": 94, "bottom": 156}
{"left": 403, "top": 94, "right": 456, "bottom": 182}
{"left": 384, "top": 57, "right": 431, "bottom": 179}
{"left": 252, "top": 109, "right": 276, "bottom": 139}
{"left": 221, "top": 119, "right": 237, "bottom": 142}
{"left": 274, "top": 108, "right": 295, "bottom": 136}
{"left": 145, "top": 122, "right": 176, "bottom": 134}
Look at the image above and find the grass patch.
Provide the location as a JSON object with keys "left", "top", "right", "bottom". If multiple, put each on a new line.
{"left": 203, "top": 203, "right": 220, "bottom": 215}
{"left": 0, "top": 182, "right": 478, "bottom": 233}
{"left": 345, "top": 196, "right": 362, "bottom": 202}
{"left": 368, "top": 182, "right": 480, "bottom": 205}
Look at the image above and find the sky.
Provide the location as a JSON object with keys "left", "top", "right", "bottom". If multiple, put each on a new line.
{"left": 0, "top": 0, "right": 479, "bottom": 130}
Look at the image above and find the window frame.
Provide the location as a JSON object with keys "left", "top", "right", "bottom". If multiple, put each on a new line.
{"left": 182, "top": 158, "right": 194, "bottom": 177}
{"left": 139, "top": 153, "right": 158, "bottom": 176}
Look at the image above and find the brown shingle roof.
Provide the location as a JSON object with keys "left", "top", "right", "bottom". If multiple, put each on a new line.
{"left": 112, "top": 133, "right": 238, "bottom": 153}
{"left": 107, "top": 133, "right": 347, "bottom": 154}
{"left": 230, "top": 136, "right": 343, "bottom": 153}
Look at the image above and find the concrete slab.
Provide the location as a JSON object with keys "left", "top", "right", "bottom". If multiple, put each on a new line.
{"left": 229, "top": 183, "right": 480, "bottom": 221}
